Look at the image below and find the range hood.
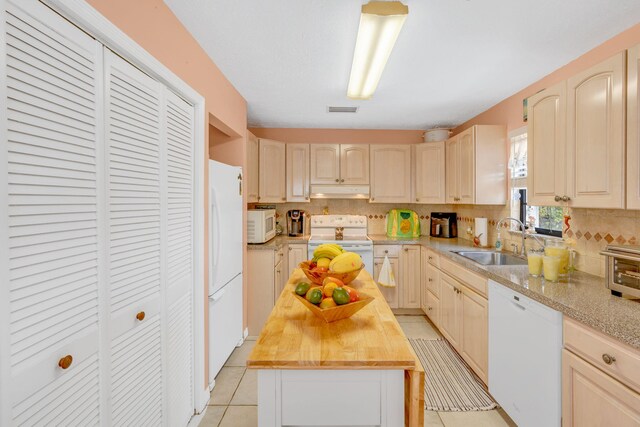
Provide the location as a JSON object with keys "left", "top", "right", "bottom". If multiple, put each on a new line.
{"left": 310, "top": 184, "right": 370, "bottom": 199}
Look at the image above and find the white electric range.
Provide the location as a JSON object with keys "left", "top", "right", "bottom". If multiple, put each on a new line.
{"left": 308, "top": 215, "right": 373, "bottom": 276}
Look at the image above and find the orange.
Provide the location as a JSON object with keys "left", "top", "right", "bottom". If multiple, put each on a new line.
{"left": 319, "top": 298, "right": 337, "bottom": 309}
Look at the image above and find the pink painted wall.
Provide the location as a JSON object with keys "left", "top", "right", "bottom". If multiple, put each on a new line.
{"left": 87, "top": 0, "right": 248, "bottom": 388}
{"left": 250, "top": 128, "right": 425, "bottom": 144}
{"left": 453, "top": 22, "right": 640, "bottom": 134}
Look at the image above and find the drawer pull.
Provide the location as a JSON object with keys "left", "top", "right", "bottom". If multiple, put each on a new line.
{"left": 428, "top": 256, "right": 433, "bottom": 260}
{"left": 58, "top": 355, "right": 73, "bottom": 370}
{"left": 602, "top": 353, "right": 616, "bottom": 365}
{"left": 136, "top": 311, "right": 146, "bottom": 321}
{"left": 428, "top": 278, "right": 433, "bottom": 282}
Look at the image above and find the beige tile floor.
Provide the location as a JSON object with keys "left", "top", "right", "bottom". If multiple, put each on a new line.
{"left": 199, "top": 315, "right": 516, "bottom": 427}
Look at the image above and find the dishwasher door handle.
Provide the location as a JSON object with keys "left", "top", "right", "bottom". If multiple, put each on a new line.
{"left": 511, "top": 300, "right": 526, "bottom": 311}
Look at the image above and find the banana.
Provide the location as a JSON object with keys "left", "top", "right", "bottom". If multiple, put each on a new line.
{"left": 313, "top": 243, "right": 344, "bottom": 260}
{"left": 329, "top": 251, "right": 363, "bottom": 273}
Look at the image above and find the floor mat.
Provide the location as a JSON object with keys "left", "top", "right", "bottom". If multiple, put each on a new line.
{"left": 409, "top": 338, "right": 498, "bottom": 412}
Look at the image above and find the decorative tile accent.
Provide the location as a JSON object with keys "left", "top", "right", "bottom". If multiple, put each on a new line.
{"left": 566, "top": 229, "right": 574, "bottom": 237}
{"left": 604, "top": 234, "right": 614, "bottom": 244}
{"left": 616, "top": 235, "right": 626, "bottom": 244}
{"left": 584, "top": 231, "right": 592, "bottom": 241}
{"left": 369, "top": 215, "right": 373, "bottom": 219}
{"left": 575, "top": 230, "right": 583, "bottom": 239}
{"left": 629, "top": 236, "right": 637, "bottom": 245}
{"left": 594, "top": 233, "right": 602, "bottom": 242}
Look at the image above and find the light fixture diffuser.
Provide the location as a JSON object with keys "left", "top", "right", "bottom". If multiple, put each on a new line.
{"left": 347, "top": 1, "right": 408, "bottom": 100}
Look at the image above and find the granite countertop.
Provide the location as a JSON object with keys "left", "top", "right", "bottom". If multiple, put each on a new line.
{"left": 247, "top": 235, "right": 309, "bottom": 250}
{"left": 369, "top": 234, "right": 640, "bottom": 350}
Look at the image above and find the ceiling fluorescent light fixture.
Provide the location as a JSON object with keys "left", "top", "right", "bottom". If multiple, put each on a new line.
{"left": 347, "top": 1, "right": 408, "bottom": 100}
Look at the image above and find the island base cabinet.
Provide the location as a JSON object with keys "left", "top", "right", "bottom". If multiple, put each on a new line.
{"left": 562, "top": 350, "right": 640, "bottom": 427}
{"left": 257, "top": 369, "right": 404, "bottom": 427}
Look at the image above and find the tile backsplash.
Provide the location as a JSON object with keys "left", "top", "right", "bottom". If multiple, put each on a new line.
{"left": 263, "top": 199, "right": 640, "bottom": 278}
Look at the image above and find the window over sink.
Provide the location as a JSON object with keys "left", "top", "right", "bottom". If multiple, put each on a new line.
{"left": 509, "top": 128, "right": 563, "bottom": 237}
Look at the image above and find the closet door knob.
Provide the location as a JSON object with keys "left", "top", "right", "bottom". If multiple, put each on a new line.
{"left": 58, "top": 355, "right": 73, "bottom": 370}
{"left": 136, "top": 311, "right": 146, "bottom": 321}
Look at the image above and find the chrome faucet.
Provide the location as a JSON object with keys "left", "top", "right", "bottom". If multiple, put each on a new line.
{"left": 496, "top": 217, "right": 527, "bottom": 257}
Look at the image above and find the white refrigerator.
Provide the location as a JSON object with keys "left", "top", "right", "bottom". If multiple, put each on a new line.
{"left": 208, "top": 160, "right": 244, "bottom": 386}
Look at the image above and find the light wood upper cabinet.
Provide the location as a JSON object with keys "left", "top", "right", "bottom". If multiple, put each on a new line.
{"left": 340, "top": 144, "right": 369, "bottom": 184}
{"left": 458, "top": 128, "right": 476, "bottom": 204}
{"left": 413, "top": 142, "right": 445, "bottom": 204}
{"left": 445, "top": 125, "right": 506, "bottom": 205}
{"left": 310, "top": 144, "right": 369, "bottom": 185}
{"left": 528, "top": 52, "right": 625, "bottom": 209}
{"left": 286, "top": 144, "right": 310, "bottom": 202}
{"left": 628, "top": 45, "right": 640, "bottom": 209}
{"left": 370, "top": 145, "right": 411, "bottom": 203}
{"left": 567, "top": 51, "right": 625, "bottom": 209}
{"left": 310, "top": 144, "right": 340, "bottom": 184}
{"left": 445, "top": 137, "right": 458, "bottom": 204}
{"left": 527, "top": 81, "right": 567, "bottom": 206}
{"left": 246, "top": 131, "right": 260, "bottom": 203}
{"left": 259, "top": 138, "right": 286, "bottom": 203}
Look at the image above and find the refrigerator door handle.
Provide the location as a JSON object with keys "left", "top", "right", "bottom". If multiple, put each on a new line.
{"left": 209, "top": 288, "right": 226, "bottom": 302}
{"left": 210, "top": 188, "right": 222, "bottom": 275}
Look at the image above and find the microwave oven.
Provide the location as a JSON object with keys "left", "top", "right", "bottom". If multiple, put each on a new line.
{"left": 247, "top": 209, "right": 276, "bottom": 243}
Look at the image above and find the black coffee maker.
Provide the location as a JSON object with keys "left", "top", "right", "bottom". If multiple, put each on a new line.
{"left": 286, "top": 210, "right": 306, "bottom": 236}
{"left": 430, "top": 212, "right": 457, "bottom": 238}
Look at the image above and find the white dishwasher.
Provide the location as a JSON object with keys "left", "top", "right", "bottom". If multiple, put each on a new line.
{"left": 488, "top": 280, "right": 563, "bottom": 427}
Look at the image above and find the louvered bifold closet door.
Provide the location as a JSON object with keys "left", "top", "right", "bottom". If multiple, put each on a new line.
{"left": 104, "top": 49, "right": 164, "bottom": 426}
{"left": 165, "top": 90, "right": 195, "bottom": 427}
{"left": 1, "top": 0, "right": 103, "bottom": 425}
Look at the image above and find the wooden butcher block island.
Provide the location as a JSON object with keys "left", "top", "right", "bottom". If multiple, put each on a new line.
{"left": 248, "top": 269, "right": 425, "bottom": 427}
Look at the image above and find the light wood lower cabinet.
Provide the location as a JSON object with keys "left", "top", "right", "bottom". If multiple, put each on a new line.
{"left": 248, "top": 246, "right": 285, "bottom": 336}
{"left": 373, "top": 255, "right": 400, "bottom": 309}
{"left": 373, "top": 244, "right": 421, "bottom": 309}
{"left": 287, "top": 243, "right": 307, "bottom": 277}
{"left": 435, "top": 268, "right": 488, "bottom": 384}
{"left": 460, "top": 287, "right": 488, "bottom": 383}
{"left": 439, "top": 273, "right": 462, "bottom": 349}
{"left": 563, "top": 350, "right": 640, "bottom": 427}
{"left": 562, "top": 318, "right": 640, "bottom": 426}
{"left": 400, "top": 246, "right": 421, "bottom": 309}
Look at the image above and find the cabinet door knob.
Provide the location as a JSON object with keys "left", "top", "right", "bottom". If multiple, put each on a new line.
{"left": 335, "top": 179, "right": 339, "bottom": 182}
{"left": 404, "top": 248, "right": 409, "bottom": 252}
{"left": 416, "top": 198, "right": 419, "bottom": 202}
{"left": 289, "top": 247, "right": 292, "bottom": 251}
{"left": 562, "top": 195, "right": 571, "bottom": 202}
{"left": 554, "top": 195, "right": 562, "bottom": 202}
{"left": 384, "top": 250, "right": 388, "bottom": 254}
{"left": 428, "top": 278, "right": 433, "bottom": 282}
{"left": 282, "top": 197, "right": 286, "bottom": 201}
{"left": 428, "top": 307, "right": 432, "bottom": 311}
{"left": 428, "top": 256, "right": 433, "bottom": 260}
{"left": 371, "top": 197, "right": 375, "bottom": 201}
{"left": 136, "top": 311, "right": 145, "bottom": 321}
{"left": 341, "top": 179, "right": 345, "bottom": 183}
{"left": 58, "top": 355, "right": 73, "bottom": 370}
{"left": 602, "top": 353, "right": 616, "bottom": 365}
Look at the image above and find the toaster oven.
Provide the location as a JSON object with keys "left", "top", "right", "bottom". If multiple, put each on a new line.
{"left": 600, "top": 244, "right": 640, "bottom": 298}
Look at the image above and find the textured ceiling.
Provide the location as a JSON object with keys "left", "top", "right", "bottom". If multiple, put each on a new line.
{"left": 164, "top": 0, "right": 640, "bottom": 130}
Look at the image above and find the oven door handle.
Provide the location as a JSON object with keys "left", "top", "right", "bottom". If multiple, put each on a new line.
{"left": 600, "top": 251, "right": 640, "bottom": 262}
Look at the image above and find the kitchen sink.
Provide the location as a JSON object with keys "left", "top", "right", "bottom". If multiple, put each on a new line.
{"left": 452, "top": 250, "right": 528, "bottom": 266}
